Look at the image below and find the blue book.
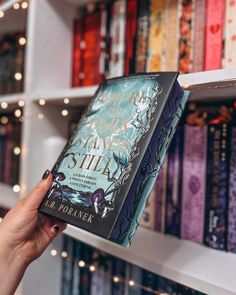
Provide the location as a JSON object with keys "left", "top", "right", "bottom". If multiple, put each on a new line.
{"left": 39, "top": 72, "right": 189, "bottom": 247}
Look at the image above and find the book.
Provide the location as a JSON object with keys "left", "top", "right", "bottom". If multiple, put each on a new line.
{"left": 204, "top": 123, "right": 230, "bottom": 250}
{"left": 39, "top": 72, "right": 189, "bottom": 247}
{"left": 140, "top": 186, "right": 156, "bottom": 230}
{"left": 128, "top": 264, "right": 142, "bottom": 295}
{"left": 111, "top": 257, "right": 126, "bottom": 295}
{"left": 181, "top": 125, "right": 207, "bottom": 244}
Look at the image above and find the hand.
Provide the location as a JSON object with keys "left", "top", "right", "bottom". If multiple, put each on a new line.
{"left": 0, "top": 170, "right": 66, "bottom": 295}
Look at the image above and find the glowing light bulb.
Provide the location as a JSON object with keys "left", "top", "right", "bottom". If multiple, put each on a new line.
{"left": 89, "top": 265, "right": 96, "bottom": 272}
{"left": 13, "top": 184, "right": 20, "bottom": 193}
{"left": 129, "top": 280, "right": 135, "bottom": 287}
{"left": 21, "top": 1, "right": 28, "bottom": 9}
{"left": 50, "top": 249, "right": 57, "bottom": 256}
{"left": 78, "top": 260, "right": 85, "bottom": 268}
{"left": 61, "top": 109, "right": 68, "bottom": 117}
{"left": 18, "top": 100, "right": 25, "bottom": 107}
{"left": 61, "top": 251, "right": 68, "bottom": 258}
{"left": 38, "top": 113, "right": 44, "bottom": 120}
{"left": 14, "top": 109, "right": 22, "bottom": 118}
{"left": 0, "top": 116, "right": 8, "bottom": 124}
{"left": 15, "top": 73, "right": 22, "bottom": 81}
{"left": 64, "top": 98, "right": 70, "bottom": 104}
{"left": 19, "top": 37, "right": 26, "bottom": 46}
{"left": 0, "top": 10, "right": 4, "bottom": 18}
{"left": 13, "top": 2, "right": 20, "bottom": 9}
{"left": 39, "top": 99, "right": 46, "bottom": 106}
{"left": 13, "top": 146, "right": 21, "bottom": 155}
{"left": 1, "top": 102, "right": 8, "bottom": 109}
{"left": 113, "top": 276, "right": 120, "bottom": 283}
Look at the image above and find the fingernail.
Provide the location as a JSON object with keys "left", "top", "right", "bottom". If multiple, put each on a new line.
{"left": 51, "top": 225, "right": 60, "bottom": 234}
{"left": 42, "top": 169, "right": 50, "bottom": 180}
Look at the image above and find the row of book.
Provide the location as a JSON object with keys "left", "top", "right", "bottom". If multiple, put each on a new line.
{"left": 141, "top": 100, "right": 236, "bottom": 253}
{"left": 0, "top": 32, "right": 25, "bottom": 95}
{"left": 61, "top": 235, "right": 205, "bottom": 295}
{"left": 0, "top": 112, "right": 21, "bottom": 185}
{"left": 72, "top": 0, "right": 236, "bottom": 87}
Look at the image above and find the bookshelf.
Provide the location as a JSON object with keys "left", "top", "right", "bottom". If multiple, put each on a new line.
{"left": 1, "top": 0, "right": 236, "bottom": 295}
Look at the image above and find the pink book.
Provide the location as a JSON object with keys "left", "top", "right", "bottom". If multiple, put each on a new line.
{"left": 204, "top": 0, "right": 225, "bottom": 70}
{"left": 181, "top": 125, "right": 207, "bottom": 244}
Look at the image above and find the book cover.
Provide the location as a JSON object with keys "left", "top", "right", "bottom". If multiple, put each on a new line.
{"left": 39, "top": 72, "right": 189, "bottom": 247}
{"left": 204, "top": 124, "right": 230, "bottom": 250}
{"left": 140, "top": 186, "right": 156, "bottom": 230}
{"left": 227, "top": 126, "right": 236, "bottom": 252}
{"left": 181, "top": 125, "right": 207, "bottom": 244}
{"left": 204, "top": 0, "right": 225, "bottom": 70}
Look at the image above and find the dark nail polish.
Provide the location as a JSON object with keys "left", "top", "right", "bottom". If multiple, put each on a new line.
{"left": 42, "top": 169, "right": 50, "bottom": 180}
{"left": 51, "top": 225, "right": 60, "bottom": 234}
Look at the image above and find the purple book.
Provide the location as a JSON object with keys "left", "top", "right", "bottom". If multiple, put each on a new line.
{"left": 227, "top": 126, "right": 236, "bottom": 252}
{"left": 181, "top": 125, "right": 207, "bottom": 243}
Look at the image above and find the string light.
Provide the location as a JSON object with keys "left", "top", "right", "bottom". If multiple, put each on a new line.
{"left": 113, "top": 276, "right": 120, "bottom": 283}
{"left": 1, "top": 102, "right": 8, "bottom": 109}
{"left": 50, "top": 249, "right": 57, "bottom": 256}
{"left": 13, "top": 2, "right": 20, "bottom": 9}
{"left": 13, "top": 184, "right": 20, "bottom": 193}
{"left": 13, "top": 146, "right": 21, "bottom": 155}
{"left": 39, "top": 99, "right": 46, "bottom": 106}
{"left": 0, "top": 116, "right": 8, "bottom": 124}
{"left": 61, "top": 109, "right": 68, "bottom": 117}
{"left": 89, "top": 265, "right": 96, "bottom": 272}
{"left": 14, "top": 109, "right": 22, "bottom": 118}
{"left": 78, "top": 260, "right": 85, "bottom": 268}
{"left": 19, "top": 37, "right": 26, "bottom": 46}
{"left": 38, "top": 113, "right": 44, "bottom": 120}
{"left": 0, "top": 10, "right": 4, "bottom": 18}
{"left": 21, "top": 1, "right": 28, "bottom": 9}
{"left": 18, "top": 100, "right": 25, "bottom": 107}
{"left": 15, "top": 73, "right": 22, "bottom": 81}
{"left": 64, "top": 98, "right": 70, "bottom": 104}
{"left": 129, "top": 280, "right": 135, "bottom": 287}
{"left": 61, "top": 251, "right": 68, "bottom": 258}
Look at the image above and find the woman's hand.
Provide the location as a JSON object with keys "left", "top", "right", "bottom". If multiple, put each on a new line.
{"left": 0, "top": 170, "right": 66, "bottom": 295}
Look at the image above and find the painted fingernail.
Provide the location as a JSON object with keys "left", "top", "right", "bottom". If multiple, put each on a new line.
{"left": 51, "top": 225, "right": 60, "bottom": 234}
{"left": 42, "top": 169, "right": 50, "bottom": 180}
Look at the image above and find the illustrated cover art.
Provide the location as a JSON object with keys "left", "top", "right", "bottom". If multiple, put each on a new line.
{"left": 39, "top": 73, "right": 189, "bottom": 247}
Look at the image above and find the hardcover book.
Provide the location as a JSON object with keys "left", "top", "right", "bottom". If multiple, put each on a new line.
{"left": 39, "top": 72, "right": 189, "bottom": 247}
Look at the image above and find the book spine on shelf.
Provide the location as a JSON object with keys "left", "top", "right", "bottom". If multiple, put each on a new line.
{"left": 108, "top": 0, "right": 126, "bottom": 78}
{"left": 14, "top": 37, "right": 25, "bottom": 93}
{"left": 178, "top": 0, "right": 195, "bottom": 74}
{"left": 111, "top": 258, "right": 126, "bottom": 295}
{"left": 124, "top": 0, "right": 138, "bottom": 75}
{"left": 79, "top": 244, "right": 92, "bottom": 295}
{"left": 142, "top": 269, "right": 157, "bottom": 295}
{"left": 71, "top": 239, "right": 81, "bottom": 295}
{"left": 140, "top": 186, "right": 156, "bottom": 230}
{"left": 204, "top": 0, "right": 225, "bottom": 70}
{"left": 134, "top": 0, "right": 150, "bottom": 73}
{"left": 192, "top": 0, "right": 206, "bottom": 72}
{"left": 224, "top": 0, "right": 236, "bottom": 68}
{"left": 146, "top": 0, "right": 165, "bottom": 72}
{"left": 181, "top": 125, "right": 207, "bottom": 244}
{"left": 61, "top": 236, "right": 74, "bottom": 295}
{"left": 164, "top": 0, "right": 180, "bottom": 71}
{"left": 165, "top": 127, "right": 184, "bottom": 237}
{"left": 204, "top": 123, "right": 230, "bottom": 251}
{"left": 128, "top": 264, "right": 142, "bottom": 295}
{"left": 227, "top": 126, "right": 236, "bottom": 253}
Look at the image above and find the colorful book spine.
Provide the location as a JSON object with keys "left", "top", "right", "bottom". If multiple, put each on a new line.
{"left": 146, "top": 0, "right": 165, "bottom": 72}
{"left": 181, "top": 125, "right": 207, "bottom": 244}
{"left": 204, "top": 124, "right": 230, "bottom": 250}
{"left": 204, "top": 0, "right": 225, "bottom": 70}
{"left": 227, "top": 126, "right": 236, "bottom": 252}
{"left": 192, "top": 0, "right": 206, "bottom": 72}
{"left": 165, "top": 128, "right": 184, "bottom": 237}
{"left": 178, "top": 0, "right": 195, "bottom": 74}
{"left": 134, "top": 0, "right": 150, "bottom": 73}
{"left": 108, "top": 0, "right": 126, "bottom": 78}
{"left": 224, "top": 0, "right": 236, "bottom": 68}
{"left": 124, "top": 0, "right": 138, "bottom": 75}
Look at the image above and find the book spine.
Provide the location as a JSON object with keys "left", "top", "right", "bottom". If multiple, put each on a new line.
{"left": 204, "top": 0, "right": 225, "bottom": 70}
{"left": 134, "top": 0, "right": 150, "bottom": 73}
{"left": 72, "top": 19, "right": 83, "bottom": 87}
{"left": 142, "top": 269, "right": 157, "bottom": 295}
{"left": 224, "top": 0, "right": 236, "bottom": 68}
{"left": 181, "top": 125, "right": 207, "bottom": 244}
{"left": 79, "top": 244, "right": 92, "bottom": 295}
{"left": 227, "top": 126, "right": 236, "bottom": 252}
{"left": 124, "top": 0, "right": 138, "bottom": 75}
{"left": 204, "top": 124, "right": 230, "bottom": 250}
{"left": 71, "top": 239, "right": 81, "bottom": 295}
{"left": 108, "top": 0, "right": 126, "bottom": 78}
{"left": 192, "top": 0, "right": 206, "bottom": 72}
{"left": 128, "top": 264, "right": 142, "bottom": 295}
{"left": 112, "top": 258, "right": 126, "bottom": 295}
{"left": 97, "top": 4, "right": 107, "bottom": 84}
{"left": 61, "top": 236, "right": 74, "bottom": 295}
{"left": 178, "top": 0, "right": 195, "bottom": 74}
{"left": 164, "top": 0, "right": 180, "bottom": 71}
{"left": 146, "top": 0, "right": 165, "bottom": 72}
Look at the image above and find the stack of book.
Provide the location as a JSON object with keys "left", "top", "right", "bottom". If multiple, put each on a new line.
{"left": 71, "top": 0, "right": 236, "bottom": 87}
{"left": 140, "top": 100, "right": 236, "bottom": 253}
{"left": 61, "top": 235, "right": 205, "bottom": 295}
{"left": 0, "top": 32, "right": 25, "bottom": 95}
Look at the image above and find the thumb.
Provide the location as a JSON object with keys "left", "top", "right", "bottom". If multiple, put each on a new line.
{"left": 25, "top": 170, "right": 53, "bottom": 210}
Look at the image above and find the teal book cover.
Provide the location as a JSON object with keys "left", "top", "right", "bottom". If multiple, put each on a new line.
{"left": 39, "top": 72, "right": 189, "bottom": 247}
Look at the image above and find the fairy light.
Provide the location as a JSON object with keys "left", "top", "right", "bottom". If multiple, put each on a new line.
{"left": 0, "top": 10, "right": 4, "bottom": 18}
{"left": 14, "top": 109, "right": 22, "bottom": 118}
{"left": 21, "top": 1, "right": 28, "bottom": 9}
{"left": 13, "top": 184, "right": 20, "bottom": 193}
{"left": 61, "top": 251, "right": 68, "bottom": 258}
{"left": 64, "top": 98, "right": 70, "bottom": 104}
{"left": 15, "top": 73, "right": 22, "bottom": 81}
{"left": 129, "top": 280, "right": 135, "bottom": 287}
{"left": 39, "top": 99, "right": 46, "bottom": 106}
{"left": 13, "top": 2, "right": 20, "bottom": 9}
{"left": 0, "top": 116, "right": 8, "bottom": 124}
{"left": 18, "top": 100, "right": 25, "bottom": 107}
{"left": 1, "top": 102, "right": 8, "bottom": 109}
{"left": 89, "top": 265, "right": 96, "bottom": 272}
{"left": 78, "top": 260, "right": 85, "bottom": 268}
{"left": 50, "top": 249, "right": 57, "bottom": 256}
{"left": 38, "top": 113, "right": 44, "bottom": 120}
{"left": 113, "top": 276, "right": 120, "bottom": 283}
{"left": 19, "top": 37, "right": 26, "bottom": 46}
{"left": 61, "top": 109, "right": 68, "bottom": 117}
{"left": 13, "top": 146, "right": 21, "bottom": 155}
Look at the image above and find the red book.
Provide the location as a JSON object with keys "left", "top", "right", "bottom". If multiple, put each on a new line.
{"left": 204, "top": 0, "right": 225, "bottom": 70}
{"left": 124, "top": 0, "right": 137, "bottom": 75}
{"left": 72, "top": 19, "right": 83, "bottom": 87}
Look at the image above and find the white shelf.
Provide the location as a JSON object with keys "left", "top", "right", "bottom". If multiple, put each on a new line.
{"left": 0, "top": 0, "right": 20, "bottom": 12}
{"left": 0, "top": 93, "right": 25, "bottom": 104}
{"left": 0, "top": 183, "right": 19, "bottom": 209}
{"left": 65, "top": 225, "right": 236, "bottom": 295}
